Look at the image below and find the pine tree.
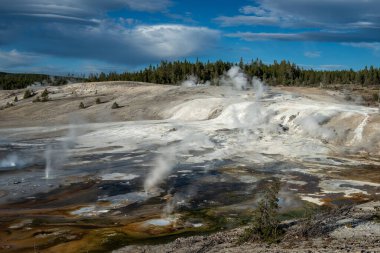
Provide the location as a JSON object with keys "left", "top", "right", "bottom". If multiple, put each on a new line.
{"left": 240, "top": 180, "right": 283, "bottom": 243}
{"left": 41, "top": 88, "right": 49, "bottom": 102}
{"left": 111, "top": 102, "right": 120, "bottom": 109}
{"left": 23, "top": 89, "right": 33, "bottom": 99}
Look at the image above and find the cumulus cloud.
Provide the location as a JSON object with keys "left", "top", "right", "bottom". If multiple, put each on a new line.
{"left": 17, "top": 22, "right": 220, "bottom": 65}
{"left": 299, "top": 64, "right": 347, "bottom": 70}
{"left": 318, "top": 65, "right": 346, "bottom": 70}
{"left": 132, "top": 25, "right": 220, "bottom": 58}
{"left": 0, "top": 0, "right": 220, "bottom": 69}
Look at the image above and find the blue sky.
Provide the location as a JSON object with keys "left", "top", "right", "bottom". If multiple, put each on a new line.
{"left": 0, "top": 0, "right": 380, "bottom": 75}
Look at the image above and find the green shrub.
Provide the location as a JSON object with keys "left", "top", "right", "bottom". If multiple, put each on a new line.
{"left": 39, "top": 88, "right": 50, "bottom": 102}
{"left": 373, "top": 93, "right": 379, "bottom": 102}
{"left": 41, "top": 88, "right": 49, "bottom": 98}
{"left": 95, "top": 98, "right": 101, "bottom": 104}
{"left": 23, "top": 89, "right": 35, "bottom": 99}
{"left": 32, "top": 95, "right": 48, "bottom": 103}
{"left": 79, "top": 102, "right": 85, "bottom": 109}
{"left": 14, "top": 96, "right": 18, "bottom": 102}
{"left": 41, "top": 88, "right": 49, "bottom": 97}
{"left": 111, "top": 102, "right": 120, "bottom": 109}
{"left": 240, "top": 180, "right": 283, "bottom": 243}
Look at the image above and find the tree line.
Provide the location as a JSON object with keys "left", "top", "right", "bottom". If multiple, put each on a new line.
{"left": 2, "top": 59, "right": 380, "bottom": 90}
{"left": 87, "top": 59, "right": 380, "bottom": 87}
{"left": 0, "top": 72, "right": 83, "bottom": 90}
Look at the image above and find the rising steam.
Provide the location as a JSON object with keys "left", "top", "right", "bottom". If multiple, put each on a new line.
{"left": 180, "top": 66, "right": 266, "bottom": 94}
{"left": 0, "top": 153, "right": 33, "bottom": 170}
{"left": 252, "top": 76, "right": 266, "bottom": 99}
{"left": 144, "top": 146, "right": 177, "bottom": 193}
{"left": 144, "top": 133, "right": 214, "bottom": 195}
{"left": 221, "top": 66, "right": 249, "bottom": 90}
{"left": 44, "top": 121, "right": 80, "bottom": 179}
{"left": 181, "top": 75, "right": 210, "bottom": 87}
{"left": 0, "top": 154, "right": 18, "bottom": 168}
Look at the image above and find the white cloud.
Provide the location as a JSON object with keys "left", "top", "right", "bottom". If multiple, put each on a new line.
{"left": 318, "top": 64, "right": 346, "bottom": 70}
{"left": 0, "top": 49, "right": 40, "bottom": 69}
{"left": 0, "top": 0, "right": 220, "bottom": 68}
{"left": 229, "top": 0, "right": 380, "bottom": 30}
{"left": 226, "top": 30, "right": 380, "bottom": 44}
{"left": 217, "top": 0, "right": 380, "bottom": 43}
{"left": 304, "top": 51, "right": 321, "bottom": 58}
{"left": 226, "top": 32, "right": 300, "bottom": 41}
{"left": 1, "top": 21, "right": 220, "bottom": 66}
{"left": 239, "top": 6, "right": 269, "bottom": 16}
{"left": 132, "top": 25, "right": 220, "bottom": 58}
{"left": 342, "top": 42, "right": 380, "bottom": 51}
{"left": 0, "top": 0, "right": 172, "bottom": 18}
{"left": 215, "top": 15, "right": 278, "bottom": 27}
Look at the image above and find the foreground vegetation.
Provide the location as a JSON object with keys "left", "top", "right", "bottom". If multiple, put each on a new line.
{"left": 240, "top": 180, "right": 283, "bottom": 243}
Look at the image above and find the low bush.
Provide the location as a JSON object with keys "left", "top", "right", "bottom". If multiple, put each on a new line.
{"left": 373, "top": 92, "right": 379, "bottom": 102}
{"left": 111, "top": 102, "right": 120, "bottom": 109}
{"left": 41, "top": 88, "right": 49, "bottom": 98}
{"left": 239, "top": 180, "right": 283, "bottom": 243}
{"left": 23, "top": 89, "right": 35, "bottom": 99}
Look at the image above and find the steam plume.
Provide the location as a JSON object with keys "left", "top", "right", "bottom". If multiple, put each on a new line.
{"left": 221, "top": 66, "right": 249, "bottom": 90}
{"left": 181, "top": 75, "right": 210, "bottom": 87}
{"left": 44, "top": 120, "right": 80, "bottom": 179}
{"left": 144, "top": 146, "right": 176, "bottom": 193}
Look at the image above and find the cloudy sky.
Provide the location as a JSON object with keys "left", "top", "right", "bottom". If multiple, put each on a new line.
{"left": 0, "top": 0, "right": 379, "bottom": 74}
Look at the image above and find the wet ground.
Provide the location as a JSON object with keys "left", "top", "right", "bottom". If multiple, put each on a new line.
{"left": 0, "top": 131, "right": 379, "bottom": 252}
{"left": 0, "top": 85, "right": 380, "bottom": 252}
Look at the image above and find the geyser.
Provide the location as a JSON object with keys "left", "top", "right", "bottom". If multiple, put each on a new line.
{"left": 44, "top": 146, "right": 52, "bottom": 179}
{"left": 43, "top": 123, "right": 79, "bottom": 179}
{"left": 221, "top": 66, "right": 249, "bottom": 90}
{"left": 144, "top": 147, "right": 176, "bottom": 194}
{"left": 181, "top": 75, "right": 210, "bottom": 87}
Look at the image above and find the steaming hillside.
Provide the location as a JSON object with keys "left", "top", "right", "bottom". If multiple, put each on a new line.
{"left": 0, "top": 75, "right": 379, "bottom": 252}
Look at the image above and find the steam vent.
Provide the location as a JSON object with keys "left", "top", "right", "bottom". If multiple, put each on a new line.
{"left": 1, "top": 1, "right": 380, "bottom": 252}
